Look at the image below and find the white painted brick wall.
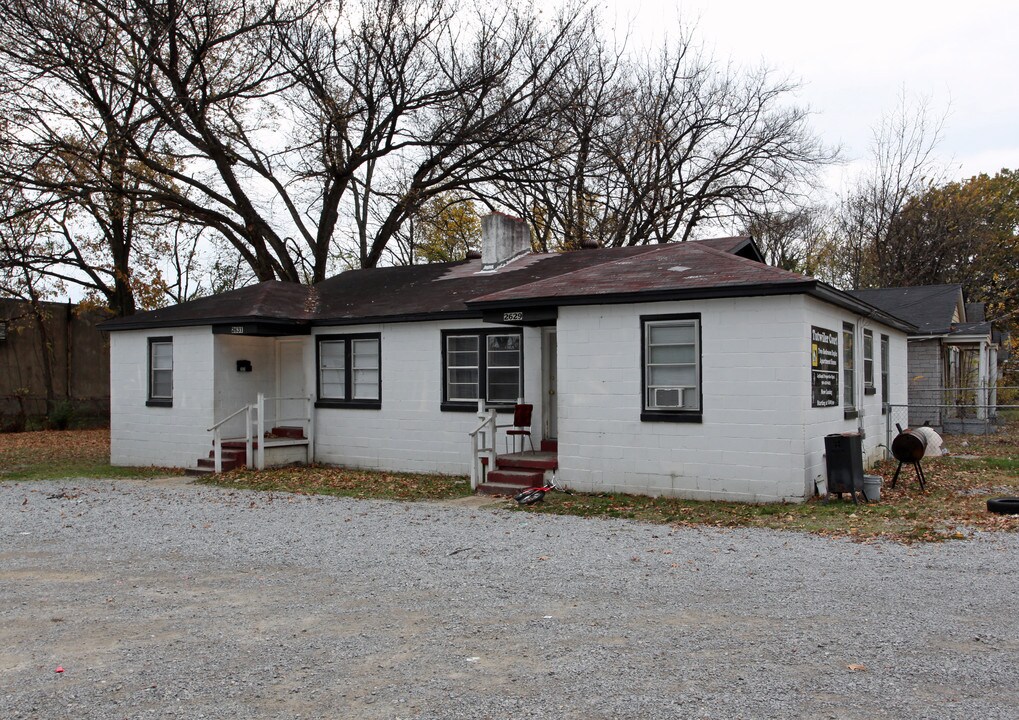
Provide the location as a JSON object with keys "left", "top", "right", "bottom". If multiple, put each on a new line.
{"left": 109, "top": 292, "right": 910, "bottom": 496}
{"left": 110, "top": 327, "right": 216, "bottom": 468}
{"left": 310, "top": 320, "right": 543, "bottom": 475}
{"left": 799, "top": 297, "right": 908, "bottom": 497}
{"left": 556, "top": 295, "right": 910, "bottom": 502}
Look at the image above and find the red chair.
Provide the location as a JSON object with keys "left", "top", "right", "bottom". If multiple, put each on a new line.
{"left": 503, "top": 403, "right": 534, "bottom": 453}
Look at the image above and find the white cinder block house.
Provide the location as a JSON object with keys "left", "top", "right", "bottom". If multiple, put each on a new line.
{"left": 102, "top": 215, "right": 914, "bottom": 502}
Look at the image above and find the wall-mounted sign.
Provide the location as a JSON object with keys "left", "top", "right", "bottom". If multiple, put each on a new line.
{"left": 231, "top": 326, "right": 245, "bottom": 334}
{"left": 0, "top": 320, "right": 6, "bottom": 341}
{"left": 811, "top": 325, "right": 839, "bottom": 407}
{"left": 503, "top": 311, "right": 523, "bottom": 322}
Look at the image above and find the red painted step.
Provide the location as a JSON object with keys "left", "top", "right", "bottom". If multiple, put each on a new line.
{"left": 477, "top": 468, "right": 543, "bottom": 496}
{"left": 541, "top": 439, "right": 558, "bottom": 453}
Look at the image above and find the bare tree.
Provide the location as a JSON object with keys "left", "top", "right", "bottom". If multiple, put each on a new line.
{"left": 830, "top": 92, "right": 945, "bottom": 289}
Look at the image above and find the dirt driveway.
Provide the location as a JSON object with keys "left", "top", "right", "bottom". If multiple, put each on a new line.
{"left": 2, "top": 478, "right": 1018, "bottom": 719}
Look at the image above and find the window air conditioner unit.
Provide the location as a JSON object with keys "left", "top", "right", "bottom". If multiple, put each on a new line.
{"left": 653, "top": 387, "right": 683, "bottom": 408}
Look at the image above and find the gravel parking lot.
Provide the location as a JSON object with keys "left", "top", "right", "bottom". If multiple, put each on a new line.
{"left": 2, "top": 477, "right": 1018, "bottom": 719}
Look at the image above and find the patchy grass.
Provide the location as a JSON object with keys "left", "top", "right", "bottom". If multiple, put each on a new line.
{"left": 198, "top": 464, "right": 472, "bottom": 502}
{"left": 4, "top": 424, "right": 1018, "bottom": 543}
{"left": 515, "top": 424, "right": 1019, "bottom": 543}
{"left": 0, "top": 428, "right": 180, "bottom": 481}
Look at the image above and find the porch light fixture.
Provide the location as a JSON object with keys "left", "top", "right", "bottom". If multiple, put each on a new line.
{"left": 236, "top": 359, "right": 252, "bottom": 372}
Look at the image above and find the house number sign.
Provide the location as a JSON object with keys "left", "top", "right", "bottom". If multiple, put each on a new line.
{"left": 503, "top": 312, "right": 523, "bottom": 322}
{"left": 810, "top": 325, "right": 839, "bottom": 407}
{"left": 231, "top": 326, "right": 245, "bottom": 334}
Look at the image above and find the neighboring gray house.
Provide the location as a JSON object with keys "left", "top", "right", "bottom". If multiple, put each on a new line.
{"left": 101, "top": 215, "right": 914, "bottom": 503}
{"left": 849, "top": 285, "right": 1000, "bottom": 434}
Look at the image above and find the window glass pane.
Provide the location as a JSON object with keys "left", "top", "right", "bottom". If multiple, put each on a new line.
{"left": 487, "top": 368, "right": 519, "bottom": 402}
{"left": 320, "top": 368, "right": 345, "bottom": 399}
{"left": 488, "top": 350, "right": 520, "bottom": 367}
{"left": 152, "top": 370, "right": 172, "bottom": 398}
{"left": 487, "top": 335, "right": 520, "bottom": 352}
{"left": 881, "top": 335, "right": 890, "bottom": 401}
{"left": 649, "top": 365, "right": 697, "bottom": 387}
{"left": 353, "top": 370, "right": 380, "bottom": 400}
{"left": 649, "top": 345, "right": 696, "bottom": 364}
{"left": 649, "top": 324, "right": 694, "bottom": 345}
{"left": 843, "top": 323, "right": 855, "bottom": 408}
{"left": 352, "top": 339, "right": 378, "bottom": 367}
{"left": 320, "top": 341, "right": 345, "bottom": 369}
{"left": 447, "top": 350, "right": 479, "bottom": 366}
{"left": 152, "top": 342, "right": 172, "bottom": 369}
{"left": 448, "top": 336, "right": 479, "bottom": 353}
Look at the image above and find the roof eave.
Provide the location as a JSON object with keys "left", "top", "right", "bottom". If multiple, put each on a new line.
{"left": 809, "top": 284, "right": 918, "bottom": 333}
{"left": 467, "top": 280, "right": 818, "bottom": 311}
{"left": 100, "top": 316, "right": 312, "bottom": 332}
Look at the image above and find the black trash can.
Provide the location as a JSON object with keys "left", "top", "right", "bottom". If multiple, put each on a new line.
{"left": 824, "top": 432, "right": 864, "bottom": 499}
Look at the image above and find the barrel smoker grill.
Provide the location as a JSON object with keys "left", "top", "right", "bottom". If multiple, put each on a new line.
{"left": 890, "top": 424, "right": 928, "bottom": 491}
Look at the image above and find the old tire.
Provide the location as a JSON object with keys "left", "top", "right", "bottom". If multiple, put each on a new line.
{"left": 987, "top": 497, "right": 1019, "bottom": 515}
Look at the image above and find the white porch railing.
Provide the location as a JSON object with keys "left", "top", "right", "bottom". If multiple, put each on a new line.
{"left": 207, "top": 393, "right": 314, "bottom": 472}
{"left": 207, "top": 403, "right": 255, "bottom": 474}
{"left": 469, "top": 402, "right": 498, "bottom": 491}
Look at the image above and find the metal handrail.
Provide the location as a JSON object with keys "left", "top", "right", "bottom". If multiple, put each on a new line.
{"left": 207, "top": 404, "right": 251, "bottom": 433}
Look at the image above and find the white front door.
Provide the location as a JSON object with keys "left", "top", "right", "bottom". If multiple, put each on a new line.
{"left": 542, "top": 330, "right": 558, "bottom": 440}
{"left": 276, "top": 339, "right": 307, "bottom": 427}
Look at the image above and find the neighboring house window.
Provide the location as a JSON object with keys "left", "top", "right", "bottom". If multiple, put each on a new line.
{"left": 880, "top": 334, "right": 890, "bottom": 411}
{"left": 842, "top": 322, "right": 856, "bottom": 417}
{"left": 147, "top": 337, "right": 173, "bottom": 407}
{"left": 441, "top": 329, "right": 522, "bottom": 410}
{"left": 641, "top": 314, "right": 701, "bottom": 423}
{"left": 316, "top": 334, "right": 381, "bottom": 409}
{"left": 863, "top": 329, "right": 875, "bottom": 394}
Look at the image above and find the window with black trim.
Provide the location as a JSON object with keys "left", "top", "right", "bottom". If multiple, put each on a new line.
{"left": 441, "top": 329, "right": 522, "bottom": 411}
{"left": 863, "top": 329, "right": 875, "bottom": 394}
{"left": 880, "top": 334, "right": 890, "bottom": 411}
{"left": 641, "top": 314, "right": 702, "bottom": 423}
{"left": 147, "top": 337, "right": 173, "bottom": 407}
{"left": 316, "top": 333, "right": 381, "bottom": 409}
{"left": 843, "top": 322, "right": 856, "bottom": 417}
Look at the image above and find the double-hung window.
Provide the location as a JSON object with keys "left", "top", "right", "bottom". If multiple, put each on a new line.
{"left": 863, "top": 329, "right": 876, "bottom": 395}
{"left": 880, "top": 334, "right": 890, "bottom": 412}
{"left": 316, "top": 334, "right": 381, "bottom": 408}
{"left": 147, "top": 337, "right": 173, "bottom": 407}
{"left": 442, "top": 329, "right": 522, "bottom": 410}
{"left": 842, "top": 322, "right": 856, "bottom": 417}
{"left": 641, "top": 314, "right": 701, "bottom": 422}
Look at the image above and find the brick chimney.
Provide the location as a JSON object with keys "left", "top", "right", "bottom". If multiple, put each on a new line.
{"left": 481, "top": 213, "right": 531, "bottom": 271}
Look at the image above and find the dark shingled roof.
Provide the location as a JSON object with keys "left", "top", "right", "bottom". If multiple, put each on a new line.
{"left": 965, "top": 302, "right": 986, "bottom": 322}
{"left": 848, "top": 285, "right": 964, "bottom": 335}
{"left": 102, "top": 239, "right": 913, "bottom": 333}
{"left": 467, "top": 242, "right": 808, "bottom": 307}
{"left": 100, "top": 281, "right": 318, "bottom": 330}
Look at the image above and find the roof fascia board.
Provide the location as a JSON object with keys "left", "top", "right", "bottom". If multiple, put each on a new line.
{"left": 101, "top": 317, "right": 312, "bottom": 332}
{"left": 807, "top": 283, "right": 917, "bottom": 333}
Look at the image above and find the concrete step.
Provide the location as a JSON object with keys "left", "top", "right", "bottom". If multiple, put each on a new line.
{"left": 270, "top": 426, "right": 306, "bottom": 439}
{"left": 477, "top": 478, "right": 540, "bottom": 496}
{"left": 484, "top": 468, "right": 543, "bottom": 487}
{"left": 196, "top": 457, "right": 242, "bottom": 472}
{"left": 495, "top": 452, "right": 558, "bottom": 471}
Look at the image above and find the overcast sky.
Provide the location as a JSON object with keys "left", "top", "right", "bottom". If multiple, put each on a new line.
{"left": 598, "top": 0, "right": 1019, "bottom": 190}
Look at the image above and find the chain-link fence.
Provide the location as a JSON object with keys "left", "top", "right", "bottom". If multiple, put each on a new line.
{"left": 887, "top": 385, "right": 1019, "bottom": 450}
